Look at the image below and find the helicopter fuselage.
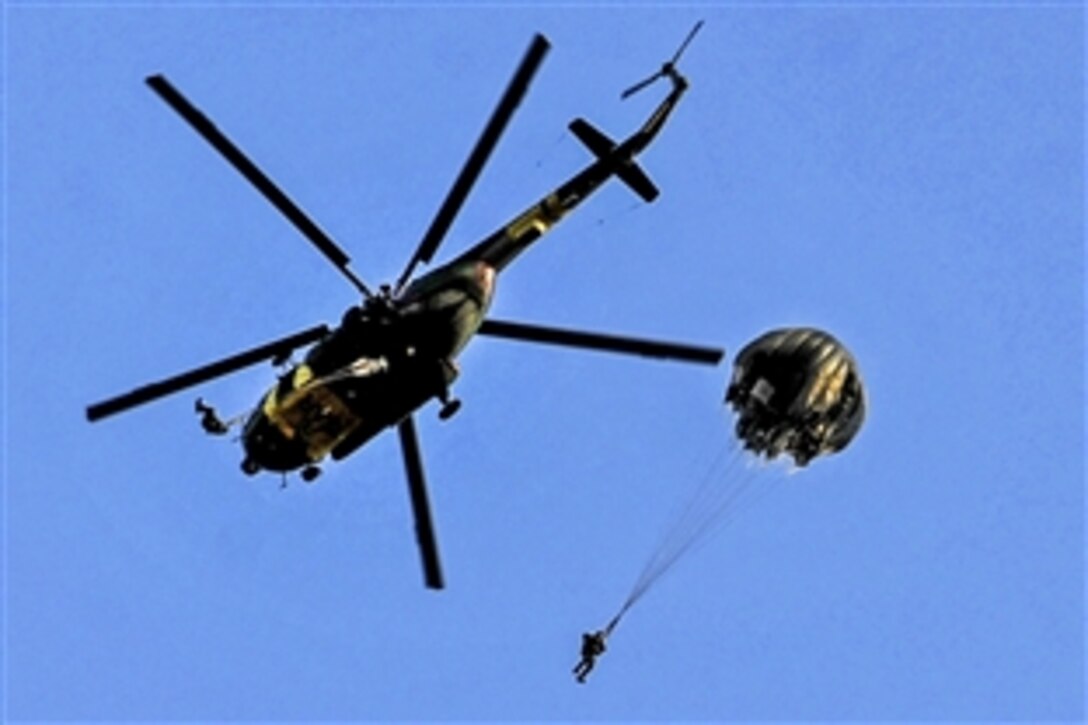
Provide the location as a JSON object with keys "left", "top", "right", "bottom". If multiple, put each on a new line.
{"left": 237, "top": 66, "right": 690, "bottom": 476}
{"left": 241, "top": 259, "right": 496, "bottom": 473}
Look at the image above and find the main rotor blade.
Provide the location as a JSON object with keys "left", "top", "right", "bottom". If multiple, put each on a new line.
{"left": 396, "top": 34, "right": 550, "bottom": 292}
{"left": 145, "top": 75, "right": 371, "bottom": 297}
{"left": 86, "top": 324, "right": 329, "bottom": 421}
{"left": 478, "top": 319, "right": 724, "bottom": 365}
{"left": 397, "top": 415, "right": 445, "bottom": 590}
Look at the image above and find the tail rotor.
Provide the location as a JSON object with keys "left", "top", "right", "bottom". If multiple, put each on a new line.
{"left": 621, "top": 20, "right": 704, "bottom": 99}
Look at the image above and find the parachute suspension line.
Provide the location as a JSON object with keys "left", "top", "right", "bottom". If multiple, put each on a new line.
{"left": 608, "top": 447, "right": 740, "bottom": 628}
{"left": 625, "top": 443, "right": 740, "bottom": 600}
{"left": 654, "top": 448, "right": 785, "bottom": 580}
{"left": 608, "top": 439, "right": 767, "bottom": 632}
{"left": 622, "top": 414, "right": 742, "bottom": 592}
{"left": 625, "top": 443, "right": 760, "bottom": 605}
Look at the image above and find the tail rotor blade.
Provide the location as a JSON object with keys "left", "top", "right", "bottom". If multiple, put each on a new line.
{"left": 621, "top": 20, "right": 704, "bottom": 100}
{"left": 621, "top": 73, "right": 661, "bottom": 100}
{"left": 670, "top": 19, "right": 704, "bottom": 66}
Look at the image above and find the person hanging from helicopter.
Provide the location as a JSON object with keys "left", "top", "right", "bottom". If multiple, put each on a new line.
{"left": 195, "top": 397, "right": 229, "bottom": 435}
{"left": 572, "top": 629, "right": 608, "bottom": 683}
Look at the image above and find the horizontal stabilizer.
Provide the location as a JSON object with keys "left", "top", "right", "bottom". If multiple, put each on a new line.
{"left": 569, "top": 118, "right": 659, "bottom": 203}
{"left": 569, "top": 117, "right": 615, "bottom": 157}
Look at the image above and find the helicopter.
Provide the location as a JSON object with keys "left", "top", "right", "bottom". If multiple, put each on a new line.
{"left": 86, "top": 23, "right": 723, "bottom": 590}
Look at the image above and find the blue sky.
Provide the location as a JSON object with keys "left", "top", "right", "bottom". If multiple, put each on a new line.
{"left": 5, "top": 3, "right": 1084, "bottom": 721}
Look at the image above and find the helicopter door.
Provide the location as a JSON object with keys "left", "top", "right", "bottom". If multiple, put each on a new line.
{"left": 267, "top": 366, "right": 363, "bottom": 461}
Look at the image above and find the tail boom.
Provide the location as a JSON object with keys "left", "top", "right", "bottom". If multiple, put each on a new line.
{"left": 452, "top": 65, "right": 688, "bottom": 272}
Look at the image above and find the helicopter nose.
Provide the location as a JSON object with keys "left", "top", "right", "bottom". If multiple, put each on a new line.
{"left": 241, "top": 411, "right": 308, "bottom": 473}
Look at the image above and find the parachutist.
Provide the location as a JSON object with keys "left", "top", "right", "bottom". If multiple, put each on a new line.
{"left": 572, "top": 630, "right": 607, "bottom": 683}
{"left": 598, "top": 329, "right": 867, "bottom": 643}
{"left": 195, "top": 398, "right": 229, "bottom": 435}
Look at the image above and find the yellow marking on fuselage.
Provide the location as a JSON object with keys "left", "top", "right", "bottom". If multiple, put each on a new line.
{"left": 263, "top": 363, "right": 363, "bottom": 461}
{"left": 507, "top": 194, "right": 565, "bottom": 241}
{"left": 262, "top": 365, "right": 314, "bottom": 436}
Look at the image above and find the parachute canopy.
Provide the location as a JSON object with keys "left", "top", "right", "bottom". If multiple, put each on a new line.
{"left": 726, "top": 328, "right": 865, "bottom": 467}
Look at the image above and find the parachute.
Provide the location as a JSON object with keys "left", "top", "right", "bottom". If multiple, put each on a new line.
{"left": 726, "top": 327, "right": 866, "bottom": 467}
{"left": 596, "top": 327, "right": 866, "bottom": 644}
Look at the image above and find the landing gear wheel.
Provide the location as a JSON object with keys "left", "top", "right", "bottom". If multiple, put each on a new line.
{"left": 439, "top": 398, "right": 462, "bottom": 421}
{"left": 241, "top": 458, "right": 260, "bottom": 476}
{"left": 301, "top": 465, "right": 322, "bottom": 483}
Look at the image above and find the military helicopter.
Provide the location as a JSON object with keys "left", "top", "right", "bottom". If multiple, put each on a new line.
{"left": 87, "top": 23, "right": 723, "bottom": 590}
